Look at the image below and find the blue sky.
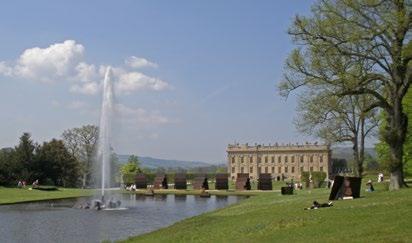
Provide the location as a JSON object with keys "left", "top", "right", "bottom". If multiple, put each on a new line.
{"left": 0, "top": 1, "right": 316, "bottom": 163}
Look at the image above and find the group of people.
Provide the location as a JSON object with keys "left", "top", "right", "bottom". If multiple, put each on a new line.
{"left": 285, "top": 179, "right": 303, "bottom": 190}
{"left": 17, "top": 179, "right": 39, "bottom": 188}
{"left": 125, "top": 184, "right": 137, "bottom": 191}
{"left": 365, "top": 173, "right": 385, "bottom": 192}
{"left": 17, "top": 180, "right": 27, "bottom": 188}
{"left": 378, "top": 173, "right": 384, "bottom": 183}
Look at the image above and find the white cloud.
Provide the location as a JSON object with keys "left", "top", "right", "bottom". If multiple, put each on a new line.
{"left": 70, "top": 82, "right": 99, "bottom": 95}
{"left": 125, "top": 56, "right": 158, "bottom": 69}
{"left": 14, "top": 40, "right": 84, "bottom": 83}
{"left": 0, "top": 40, "right": 170, "bottom": 96}
{"left": 66, "top": 100, "right": 87, "bottom": 110}
{"left": 75, "top": 62, "right": 98, "bottom": 83}
{"left": 116, "top": 104, "right": 170, "bottom": 125}
{"left": 0, "top": 62, "right": 13, "bottom": 76}
{"left": 116, "top": 71, "right": 170, "bottom": 94}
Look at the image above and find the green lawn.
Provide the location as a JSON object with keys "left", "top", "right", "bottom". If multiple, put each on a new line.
{"left": 121, "top": 182, "right": 412, "bottom": 243}
{"left": 0, "top": 187, "right": 93, "bottom": 205}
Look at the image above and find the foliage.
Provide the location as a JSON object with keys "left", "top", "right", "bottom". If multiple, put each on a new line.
{"left": 301, "top": 171, "right": 327, "bottom": 188}
{"left": 34, "top": 139, "right": 80, "bottom": 187}
{"left": 377, "top": 86, "right": 412, "bottom": 177}
{"left": 279, "top": 0, "right": 412, "bottom": 189}
{"left": 14, "top": 133, "right": 37, "bottom": 181}
{"left": 62, "top": 125, "right": 98, "bottom": 187}
{"left": 122, "top": 173, "right": 136, "bottom": 185}
{"left": 0, "top": 148, "right": 17, "bottom": 185}
{"left": 364, "top": 153, "right": 380, "bottom": 171}
{"left": 0, "top": 133, "right": 82, "bottom": 188}
{"left": 294, "top": 84, "right": 378, "bottom": 177}
{"left": 121, "top": 155, "right": 142, "bottom": 185}
{"left": 111, "top": 153, "right": 121, "bottom": 186}
{"left": 121, "top": 155, "right": 142, "bottom": 175}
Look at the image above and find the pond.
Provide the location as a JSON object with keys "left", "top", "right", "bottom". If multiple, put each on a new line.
{"left": 0, "top": 193, "right": 244, "bottom": 243}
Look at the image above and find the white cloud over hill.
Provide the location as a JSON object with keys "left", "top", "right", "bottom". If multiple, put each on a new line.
{"left": 0, "top": 40, "right": 170, "bottom": 95}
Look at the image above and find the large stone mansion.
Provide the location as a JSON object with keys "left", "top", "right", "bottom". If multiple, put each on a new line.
{"left": 227, "top": 142, "right": 331, "bottom": 181}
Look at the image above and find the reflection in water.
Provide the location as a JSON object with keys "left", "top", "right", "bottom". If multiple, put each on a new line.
{"left": 0, "top": 194, "right": 244, "bottom": 243}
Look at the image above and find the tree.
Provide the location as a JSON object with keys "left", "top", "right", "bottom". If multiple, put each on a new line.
{"left": 14, "top": 133, "right": 36, "bottom": 181}
{"left": 280, "top": 0, "right": 412, "bottom": 190}
{"left": 110, "top": 152, "right": 121, "bottom": 186}
{"left": 34, "top": 139, "right": 80, "bottom": 187}
{"left": 377, "top": 86, "right": 412, "bottom": 176}
{"left": 120, "top": 155, "right": 142, "bottom": 185}
{"left": 293, "top": 84, "right": 378, "bottom": 177}
{"left": 0, "top": 148, "right": 16, "bottom": 186}
{"left": 62, "top": 125, "right": 98, "bottom": 188}
{"left": 120, "top": 155, "right": 141, "bottom": 175}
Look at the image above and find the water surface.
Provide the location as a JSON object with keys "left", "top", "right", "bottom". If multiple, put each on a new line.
{"left": 0, "top": 194, "right": 243, "bottom": 243}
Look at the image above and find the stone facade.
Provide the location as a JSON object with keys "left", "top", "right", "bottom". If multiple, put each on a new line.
{"left": 227, "top": 143, "right": 331, "bottom": 181}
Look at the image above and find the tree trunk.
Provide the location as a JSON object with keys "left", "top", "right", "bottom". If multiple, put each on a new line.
{"left": 386, "top": 98, "right": 407, "bottom": 190}
{"left": 352, "top": 135, "right": 360, "bottom": 176}
{"left": 359, "top": 117, "right": 365, "bottom": 177}
{"left": 82, "top": 173, "right": 87, "bottom": 188}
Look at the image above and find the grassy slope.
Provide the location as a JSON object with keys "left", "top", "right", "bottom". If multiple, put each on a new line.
{"left": 122, "top": 183, "right": 412, "bottom": 243}
{"left": 0, "top": 187, "right": 93, "bottom": 204}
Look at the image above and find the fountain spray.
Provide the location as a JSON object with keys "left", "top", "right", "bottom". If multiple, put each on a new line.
{"left": 97, "top": 67, "right": 114, "bottom": 202}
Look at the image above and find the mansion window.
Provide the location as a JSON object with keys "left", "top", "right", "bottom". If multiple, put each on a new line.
{"left": 257, "top": 157, "right": 261, "bottom": 163}
{"left": 285, "top": 166, "right": 288, "bottom": 173}
{"left": 232, "top": 157, "right": 235, "bottom": 164}
{"left": 278, "top": 156, "right": 281, "bottom": 163}
{"left": 271, "top": 167, "right": 275, "bottom": 173}
{"left": 232, "top": 167, "right": 235, "bottom": 173}
{"left": 241, "top": 167, "right": 244, "bottom": 173}
{"left": 278, "top": 167, "right": 281, "bottom": 173}
{"left": 250, "top": 167, "right": 253, "bottom": 173}
{"left": 240, "top": 156, "right": 244, "bottom": 163}
{"left": 265, "top": 167, "right": 268, "bottom": 173}
{"left": 300, "top": 166, "right": 304, "bottom": 172}
{"left": 320, "top": 156, "right": 323, "bottom": 163}
{"left": 310, "top": 155, "right": 314, "bottom": 163}
{"left": 271, "top": 156, "right": 275, "bottom": 163}
{"left": 285, "top": 156, "right": 288, "bottom": 163}
{"left": 292, "top": 167, "right": 295, "bottom": 173}
{"left": 300, "top": 156, "right": 304, "bottom": 163}
{"left": 250, "top": 157, "right": 253, "bottom": 163}
{"left": 310, "top": 166, "right": 313, "bottom": 172}
{"left": 292, "top": 156, "right": 295, "bottom": 163}
{"left": 265, "top": 156, "right": 268, "bottom": 163}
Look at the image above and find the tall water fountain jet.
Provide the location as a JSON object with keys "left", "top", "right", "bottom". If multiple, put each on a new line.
{"left": 97, "top": 67, "right": 114, "bottom": 201}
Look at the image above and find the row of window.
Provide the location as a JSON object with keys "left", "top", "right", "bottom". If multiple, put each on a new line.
{"left": 231, "top": 155, "right": 324, "bottom": 164}
{"left": 231, "top": 166, "right": 324, "bottom": 174}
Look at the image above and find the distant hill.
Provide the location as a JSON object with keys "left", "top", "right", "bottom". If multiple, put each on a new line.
{"left": 117, "top": 155, "right": 212, "bottom": 169}
{"left": 332, "top": 147, "right": 376, "bottom": 161}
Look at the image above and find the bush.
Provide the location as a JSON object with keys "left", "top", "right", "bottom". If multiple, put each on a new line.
{"left": 43, "top": 178, "right": 55, "bottom": 186}
{"left": 33, "top": 186, "right": 58, "bottom": 191}
{"left": 122, "top": 173, "right": 136, "bottom": 185}
{"left": 301, "top": 171, "right": 327, "bottom": 188}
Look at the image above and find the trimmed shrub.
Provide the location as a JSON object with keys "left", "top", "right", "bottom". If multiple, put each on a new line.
{"left": 33, "top": 186, "right": 58, "bottom": 191}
